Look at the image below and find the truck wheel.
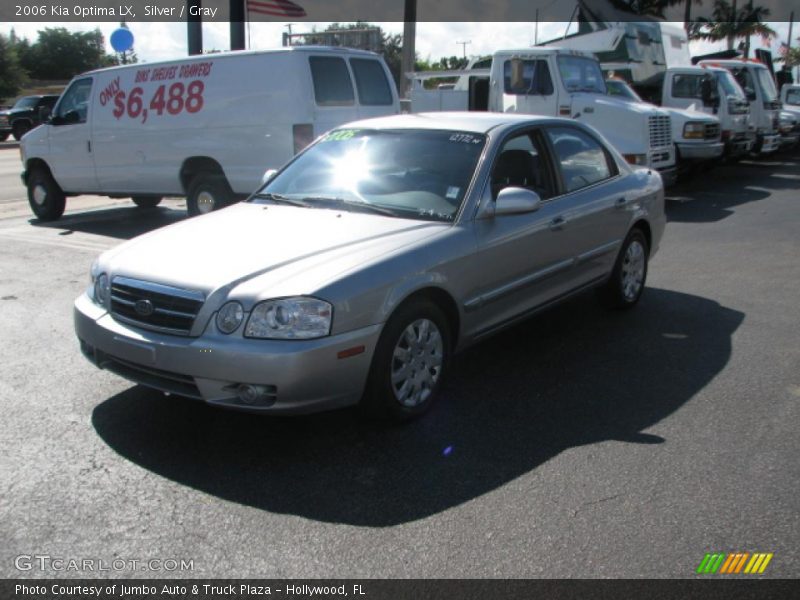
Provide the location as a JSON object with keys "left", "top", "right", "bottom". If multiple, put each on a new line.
{"left": 597, "top": 228, "right": 649, "bottom": 309}
{"left": 361, "top": 298, "right": 451, "bottom": 421}
{"left": 27, "top": 167, "right": 66, "bottom": 221}
{"left": 132, "top": 196, "right": 162, "bottom": 209}
{"left": 0, "top": 133, "right": 9, "bottom": 142}
{"left": 186, "top": 174, "right": 232, "bottom": 217}
{"left": 12, "top": 121, "right": 31, "bottom": 141}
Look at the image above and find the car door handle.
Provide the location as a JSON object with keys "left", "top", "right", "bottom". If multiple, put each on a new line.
{"left": 615, "top": 197, "right": 629, "bottom": 209}
{"left": 549, "top": 216, "right": 568, "bottom": 231}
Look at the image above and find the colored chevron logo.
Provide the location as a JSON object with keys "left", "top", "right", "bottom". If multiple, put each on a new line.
{"left": 696, "top": 552, "right": 774, "bottom": 574}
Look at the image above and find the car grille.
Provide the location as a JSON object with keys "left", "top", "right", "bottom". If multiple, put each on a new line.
{"left": 704, "top": 123, "right": 721, "bottom": 140}
{"left": 110, "top": 276, "right": 205, "bottom": 336}
{"left": 648, "top": 115, "right": 672, "bottom": 148}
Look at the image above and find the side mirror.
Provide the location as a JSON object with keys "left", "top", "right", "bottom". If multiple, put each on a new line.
{"left": 745, "top": 87, "right": 757, "bottom": 102}
{"left": 261, "top": 169, "right": 277, "bottom": 185}
{"left": 494, "top": 187, "right": 542, "bottom": 216}
{"left": 701, "top": 78, "right": 719, "bottom": 107}
{"left": 38, "top": 106, "right": 52, "bottom": 122}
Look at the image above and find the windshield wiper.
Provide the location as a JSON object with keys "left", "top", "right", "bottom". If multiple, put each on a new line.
{"left": 251, "top": 192, "right": 310, "bottom": 208}
{"left": 300, "top": 196, "right": 400, "bottom": 217}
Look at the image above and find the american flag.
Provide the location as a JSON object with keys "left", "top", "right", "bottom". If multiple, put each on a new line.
{"left": 247, "top": 0, "right": 306, "bottom": 18}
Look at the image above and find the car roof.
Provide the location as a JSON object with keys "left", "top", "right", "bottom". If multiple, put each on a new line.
{"left": 339, "top": 112, "right": 563, "bottom": 134}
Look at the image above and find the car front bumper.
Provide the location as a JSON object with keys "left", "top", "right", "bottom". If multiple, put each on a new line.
{"left": 676, "top": 141, "right": 725, "bottom": 161}
{"left": 74, "top": 293, "right": 383, "bottom": 414}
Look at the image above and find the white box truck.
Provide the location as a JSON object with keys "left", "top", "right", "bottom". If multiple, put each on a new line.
{"left": 20, "top": 46, "right": 400, "bottom": 221}
{"left": 410, "top": 48, "right": 677, "bottom": 185}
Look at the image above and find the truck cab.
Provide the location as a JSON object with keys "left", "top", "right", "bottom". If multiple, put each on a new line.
{"left": 698, "top": 59, "right": 780, "bottom": 155}
{"left": 411, "top": 47, "right": 676, "bottom": 186}
{"left": 606, "top": 77, "right": 723, "bottom": 174}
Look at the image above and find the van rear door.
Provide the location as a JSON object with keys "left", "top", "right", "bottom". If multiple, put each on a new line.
{"left": 308, "top": 55, "right": 360, "bottom": 141}
{"left": 347, "top": 57, "right": 399, "bottom": 119}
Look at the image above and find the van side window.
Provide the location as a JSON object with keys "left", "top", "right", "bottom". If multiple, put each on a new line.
{"left": 491, "top": 131, "right": 554, "bottom": 199}
{"left": 54, "top": 78, "right": 93, "bottom": 124}
{"left": 546, "top": 126, "right": 615, "bottom": 193}
{"left": 349, "top": 58, "right": 393, "bottom": 105}
{"left": 503, "top": 60, "right": 553, "bottom": 95}
{"left": 309, "top": 57, "right": 355, "bottom": 106}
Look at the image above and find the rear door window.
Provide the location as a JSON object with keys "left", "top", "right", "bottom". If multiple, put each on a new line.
{"left": 309, "top": 56, "right": 355, "bottom": 106}
{"left": 546, "top": 126, "right": 615, "bottom": 193}
{"left": 349, "top": 58, "right": 393, "bottom": 106}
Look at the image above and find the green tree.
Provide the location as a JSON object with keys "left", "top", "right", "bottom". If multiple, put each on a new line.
{"left": 21, "top": 27, "right": 119, "bottom": 80}
{"left": 692, "top": 0, "right": 776, "bottom": 55}
{"left": 0, "top": 33, "right": 28, "bottom": 100}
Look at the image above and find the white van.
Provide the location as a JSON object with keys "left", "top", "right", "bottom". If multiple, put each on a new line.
{"left": 20, "top": 46, "right": 400, "bottom": 220}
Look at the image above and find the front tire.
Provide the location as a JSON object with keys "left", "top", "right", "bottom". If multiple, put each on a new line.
{"left": 27, "top": 167, "right": 66, "bottom": 221}
{"left": 186, "top": 174, "right": 232, "bottom": 217}
{"left": 598, "top": 228, "right": 649, "bottom": 309}
{"left": 12, "top": 121, "right": 31, "bottom": 141}
{"left": 362, "top": 298, "right": 451, "bottom": 421}
{"left": 132, "top": 196, "right": 162, "bottom": 208}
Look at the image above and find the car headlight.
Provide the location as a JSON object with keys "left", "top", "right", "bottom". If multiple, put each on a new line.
{"left": 93, "top": 273, "right": 110, "bottom": 307}
{"left": 245, "top": 297, "right": 332, "bottom": 339}
{"left": 683, "top": 122, "right": 705, "bottom": 139}
{"left": 216, "top": 301, "right": 244, "bottom": 334}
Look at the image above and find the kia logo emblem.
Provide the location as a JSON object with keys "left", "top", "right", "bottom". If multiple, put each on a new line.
{"left": 134, "top": 299, "right": 155, "bottom": 316}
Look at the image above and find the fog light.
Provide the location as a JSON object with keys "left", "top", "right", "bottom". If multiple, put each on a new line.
{"left": 236, "top": 384, "right": 276, "bottom": 406}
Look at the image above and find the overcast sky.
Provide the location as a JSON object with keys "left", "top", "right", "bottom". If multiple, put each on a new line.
{"left": 1, "top": 21, "right": 795, "bottom": 65}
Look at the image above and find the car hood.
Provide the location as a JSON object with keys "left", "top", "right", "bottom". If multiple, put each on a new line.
{"left": 100, "top": 202, "right": 449, "bottom": 298}
{"left": 575, "top": 94, "right": 670, "bottom": 116}
{"left": 662, "top": 106, "right": 716, "bottom": 122}
{"left": 0, "top": 107, "right": 30, "bottom": 117}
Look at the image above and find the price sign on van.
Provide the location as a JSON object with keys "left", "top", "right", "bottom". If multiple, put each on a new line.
{"left": 100, "top": 61, "right": 215, "bottom": 123}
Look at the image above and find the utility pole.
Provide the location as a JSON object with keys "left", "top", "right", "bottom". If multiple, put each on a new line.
{"left": 230, "top": 0, "right": 246, "bottom": 51}
{"left": 534, "top": 9, "right": 539, "bottom": 45}
{"left": 401, "top": 0, "right": 416, "bottom": 100}
{"left": 187, "top": 0, "right": 203, "bottom": 55}
{"left": 456, "top": 40, "right": 471, "bottom": 59}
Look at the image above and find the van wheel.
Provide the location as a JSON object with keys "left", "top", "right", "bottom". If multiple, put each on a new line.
{"left": 186, "top": 175, "right": 232, "bottom": 217}
{"left": 27, "top": 167, "right": 66, "bottom": 221}
{"left": 598, "top": 228, "right": 649, "bottom": 309}
{"left": 132, "top": 196, "right": 162, "bottom": 209}
{"left": 361, "top": 298, "right": 451, "bottom": 421}
{"left": 12, "top": 121, "right": 32, "bottom": 141}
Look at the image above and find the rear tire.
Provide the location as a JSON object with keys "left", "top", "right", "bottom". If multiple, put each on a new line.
{"left": 132, "top": 196, "right": 162, "bottom": 208}
{"left": 12, "top": 121, "right": 31, "bottom": 141}
{"left": 27, "top": 166, "right": 66, "bottom": 221}
{"left": 361, "top": 298, "right": 451, "bottom": 421}
{"left": 598, "top": 228, "right": 649, "bottom": 309}
{"left": 186, "top": 174, "right": 233, "bottom": 217}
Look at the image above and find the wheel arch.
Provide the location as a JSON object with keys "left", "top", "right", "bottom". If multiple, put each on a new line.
{"left": 388, "top": 285, "right": 462, "bottom": 350}
{"left": 631, "top": 218, "right": 652, "bottom": 255}
{"left": 179, "top": 156, "right": 230, "bottom": 193}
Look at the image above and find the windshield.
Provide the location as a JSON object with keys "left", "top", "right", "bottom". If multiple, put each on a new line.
{"left": 255, "top": 129, "right": 486, "bottom": 222}
{"left": 786, "top": 89, "right": 800, "bottom": 106}
{"left": 715, "top": 70, "right": 746, "bottom": 100}
{"left": 13, "top": 97, "right": 39, "bottom": 109}
{"left": 755, "top": 68, "right": 778, "bottom": 102}
{"left": 605, "top": 79, "right": 642, "bottom": 102}
{"left": 557, "top": 56, "right": 607, "bottom": 94}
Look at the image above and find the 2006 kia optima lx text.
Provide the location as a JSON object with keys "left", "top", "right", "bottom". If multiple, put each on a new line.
{"left": 75, "top": 113, "right": 665, "bottom": 420}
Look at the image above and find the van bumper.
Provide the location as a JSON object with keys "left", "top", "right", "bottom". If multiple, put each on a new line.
{"left": 74, "top": 292, "right": 382, "bottom": 414}
{"left": 756, "top": 133, "right": 781, "bottom": 154}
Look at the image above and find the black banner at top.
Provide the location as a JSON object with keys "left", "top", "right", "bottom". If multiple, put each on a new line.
{"left": 2, "top": 0, "right": 799, "bottom": 23}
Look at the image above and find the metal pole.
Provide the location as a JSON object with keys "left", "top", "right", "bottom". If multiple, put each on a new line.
{"left": 534, "top": 9, "right": 539, "bottom": 45}
{"left": 187, "top": 0, "right": 203, "bottom": 55}
{"left": 401, "top": 0, "right": 416, "bottom": 99}
{"left": 230, "top": 0, "right": 246, "bottom": 51}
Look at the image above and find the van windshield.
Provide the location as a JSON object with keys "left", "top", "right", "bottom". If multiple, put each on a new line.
{"left": 755, "top": 68, "right": 778, "bottom": 102}
{"left": 254, "top": 129, "right": 486, "bottom": 222}
{"left": 786, "top": 89, "right": 800, "bottom": 106}
{"left": 557, "top": 56, "right": 607, "bottom": 94}
{"left": 13, "top": 97, "right": 39, "bottom": 109}
{"left": 716, "top": 70, "right": 746, "bottom": 101}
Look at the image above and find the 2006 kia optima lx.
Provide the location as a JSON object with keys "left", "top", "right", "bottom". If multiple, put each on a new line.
{"left": 75, "top": 113, "right": 665, "bottom": 420}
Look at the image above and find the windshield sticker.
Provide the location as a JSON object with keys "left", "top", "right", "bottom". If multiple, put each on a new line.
{"left": 322, "top": 129, "right": 359, "bottom": 142}
{"left": 449, "top": 133, "right": 482, "bottom": 144}
{"left": 446, "top": 186, "right": 460, "bottom": 199}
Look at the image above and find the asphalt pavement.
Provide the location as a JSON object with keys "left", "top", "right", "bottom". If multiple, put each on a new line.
{"left": 0, "top": 147, "right": 797, "bottom": 578}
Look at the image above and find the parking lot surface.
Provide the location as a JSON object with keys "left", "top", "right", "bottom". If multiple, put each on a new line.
{"left": 0, "top": 147, "right": 798, "bottom": 578}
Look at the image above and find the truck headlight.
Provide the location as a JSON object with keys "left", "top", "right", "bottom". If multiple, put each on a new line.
{"left": 245, "top": 297, "right": 332, "bottom": 340}
{"left": 216, "top": 301, "right": 244, "bottom": 334}
{"left": 623, "top": 154, "right": 648, "bottom": 166}
{"left": 93, "top": 273, "right": 110, "bottom": 307}
{"left": 683, "top": 122, "right": 705, "bottom": 139}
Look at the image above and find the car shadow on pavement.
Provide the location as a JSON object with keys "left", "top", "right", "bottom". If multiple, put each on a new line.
{"left": 92, "top": 288, "right": 743, "bottom": 527}
{"left": 30, "top": 205, "right": 186, "bottom": 239}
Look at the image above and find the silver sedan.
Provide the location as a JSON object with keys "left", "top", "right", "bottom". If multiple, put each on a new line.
{"left": 75, "top": 112, "right": 665, "bottom": 420}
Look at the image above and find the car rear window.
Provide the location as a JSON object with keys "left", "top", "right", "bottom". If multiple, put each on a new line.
{"left": 349, "top": 58, "right": 393, "bottom": 106}
{"left": 309, "top": 56, "right": 355, "bottom": 106}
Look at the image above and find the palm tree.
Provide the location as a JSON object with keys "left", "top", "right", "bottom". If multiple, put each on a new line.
{"left": 693, "top": 0, "right": 776, "bottom": 55}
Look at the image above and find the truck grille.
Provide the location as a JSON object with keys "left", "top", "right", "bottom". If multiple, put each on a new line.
{"left": 110, "top": 276, "right": 205, "bottom": 336}
{"left": 648, "top": 115, "right": 672, "bottom": 148}
{"left": 704, "top": 123, "right": 721, "bottom": 140}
